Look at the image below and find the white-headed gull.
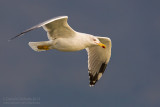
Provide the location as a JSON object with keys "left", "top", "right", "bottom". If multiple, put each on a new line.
{"left": 10, "top": 16, "right": 112, "bottom": 87}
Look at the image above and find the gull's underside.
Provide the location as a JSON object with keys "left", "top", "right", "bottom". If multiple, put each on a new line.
{"left": 10, "top": 16, "right": 112, "bottom": 87}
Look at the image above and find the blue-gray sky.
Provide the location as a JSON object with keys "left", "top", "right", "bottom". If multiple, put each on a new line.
{"left": 0, "top": 0, "right": 160, "bottom": 107}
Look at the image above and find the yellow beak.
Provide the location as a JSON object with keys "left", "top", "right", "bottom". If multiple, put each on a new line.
{"left": 97, "top": 43, "right": 106, "bottom": 48}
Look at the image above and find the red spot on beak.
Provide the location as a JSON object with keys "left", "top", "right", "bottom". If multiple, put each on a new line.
{"left": 102, "top": 46, "right": 105, "bottom": 48}
{"left": 97, "top": 42, "right": 106, "bottom": 48}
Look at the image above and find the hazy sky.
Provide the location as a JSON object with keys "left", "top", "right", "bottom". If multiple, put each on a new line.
{"left": 0, "top": 0, "right": 160, "bottom": 107}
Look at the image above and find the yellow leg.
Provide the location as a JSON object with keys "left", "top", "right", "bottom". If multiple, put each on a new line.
{"left": 37, "top": 45, "right": 50, "bottom": 50}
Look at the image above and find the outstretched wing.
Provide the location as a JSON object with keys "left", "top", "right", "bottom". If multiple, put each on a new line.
{"left": 86, "top": 37, "right": 112, "bottom": 86}
{"left": 43, "top": 16, "right": 76, "bottom": 40}
{"left": 9, "top": 16, "right": 76, "bottom": 41}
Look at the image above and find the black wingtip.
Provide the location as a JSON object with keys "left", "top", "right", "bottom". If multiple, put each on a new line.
{"left": 8, "top": 33, "right": 23, "bottom": 41}
{"left": 88, "top": 63, "right": 108, "bottom": 87}
{"left": 8, "top": 26, "right": 37, "bottom": 41}
{"left": 89, "top": 82, "right": 96, "bottom": 87}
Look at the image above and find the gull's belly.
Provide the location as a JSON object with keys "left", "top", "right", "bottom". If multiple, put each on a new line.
{"left": 53, "top": 38, "right": 87, "bottom": 52}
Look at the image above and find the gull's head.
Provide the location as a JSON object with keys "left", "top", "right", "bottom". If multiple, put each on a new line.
{"left": 90, "top": 37, "right": 106, "bottom": 48}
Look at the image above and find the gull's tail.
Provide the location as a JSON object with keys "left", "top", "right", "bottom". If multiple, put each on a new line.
{"left": 28, "top": 41, "right": 53, "bottom": 52}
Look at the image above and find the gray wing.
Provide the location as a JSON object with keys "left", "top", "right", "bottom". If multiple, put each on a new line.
{"left": 42, "top": 16, "right": 76, "bottom": 40}
{"left": 86, "top": 37, "right": 112, "bottom": 86}
{"left": 9, "top": 16, "right": 76, "bottom": 41}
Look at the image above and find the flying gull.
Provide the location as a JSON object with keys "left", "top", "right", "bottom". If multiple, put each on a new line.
{"left": 10, "top": 16, "right": 112, "bottom": 87}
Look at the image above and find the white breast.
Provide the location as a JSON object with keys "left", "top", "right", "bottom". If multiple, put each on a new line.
{"left": 53, "top": 37, "right": 88, "bottom": 52}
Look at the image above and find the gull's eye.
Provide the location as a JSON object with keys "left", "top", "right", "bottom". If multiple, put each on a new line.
{"left": 93, "top": 38, "right": 96, "bottom": 41}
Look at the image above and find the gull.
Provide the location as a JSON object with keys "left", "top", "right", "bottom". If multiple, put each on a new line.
{"left": 10, "top": 16, "right": 112, "bottom": 87}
